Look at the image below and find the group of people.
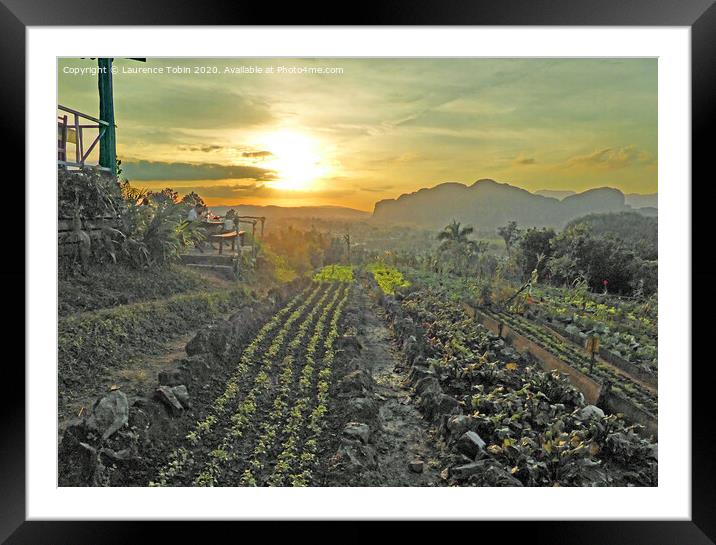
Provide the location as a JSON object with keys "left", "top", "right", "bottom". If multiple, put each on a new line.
{"left": 186, "top": 203, "right": 239, "bottom": 253}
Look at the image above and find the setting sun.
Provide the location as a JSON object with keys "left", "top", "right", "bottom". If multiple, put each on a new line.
{"left": 259, "top": 130, "right": 327, "bottom": 191}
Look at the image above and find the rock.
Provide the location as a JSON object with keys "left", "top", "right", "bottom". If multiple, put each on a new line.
{"left": 452, "top": 459, "right": 523, "bottom": 486}
{"left": 86, "top": 390, "right": 129, "bottom": 440}
{"left": 177, "top": 355, "right": 211, "bottom": 381}
{"left": 337, "top": 370, "right": 373, "bottom": 396}
{"left": 343, "top": 422, "right": 371, "bottom": 444}
{"left": 409, "top": 460, "right": 424, "bottom": 473}
{"left": 185, "top": 329, "right": 213, "bottom": 356}
{"left": 415, "top": 376, "right": 441, "bottom": 397}
{"left": 456, "top": 431, "right": 486, "bottom": 458}
{"left": 158, "top": 367, "right": 184, "bottom": 387}
{"left": 482, "top": 465, "right": 524, "bottom": 487}
{"left": 577, "top": 405, "right": 605, "bottom": 421}
{"left": 336, "top": 335, "right": 362, "bottom": 358}
{"left": 451, "top": 460, "right": 487, "bottom": 480}
{"left": 99, "top": 447, "right": 132, "bottom": 462}
{"left": 408, "top": 365, "right": 434, "bottom": 386}
{"left": 419, "top": 391, "right": 461, "bottom": 422}
{"left": 331, "top": 441, "right": 378, "bottom": 473}
{"left": 171, "top": 385, "right": 191, "bottom": 409}
{"left": 186, "top": 324, "right": 232, "bottom": 357}
{"left": 446, "top": 415, "right": 473, "bottom": 437}
{"left": 154, "top": 386, "right": 183, "bottom": 416}
{"left": 348, "top": 397, "right": 379, "bottom": 421}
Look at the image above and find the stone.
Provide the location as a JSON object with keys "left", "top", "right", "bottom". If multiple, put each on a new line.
{"left": 343, "top": 422, "right": 371, "bottom": 444}
{"left": 408, "top": 365, "right": 434, "bottom": 386}
{"left": 451, "top": 460, "right": 487, "bottom": 480}
{"left": 177, "top": 355, "right": 211, "bottom": 381}
{"left": 415, "top": 376, "right": 441, "bottom": 397}
{"left": 577, "top": 405, "right": 605, "bottom": 421}
{"left": 158, "top": 367, "right": 184, "bottom": 387}
{"left": 348, "top": 397, "right": 379, "bottom": 421}
{"left": 171, "top": 385, "right": 191, "bottom": 409}
{"left": 154, "top": 385, "right": 184, "bottom": 416}
{"left": 419, "top": 391, "right": 462, "bottom": 422}
{"left": 446, "top": 415, "right": 473, "bottom": 437}
{"left": 331, "top": 441, "right": 378, "bottom": 473}
{"left": 337, "top": 370, "right": 373, "bottom": 395}
{"left": 336, "top": 335, "right": 362, "bottom": 357}
{"left": 409, "top": 460, "right": 424, "bottom": 473}
{"left": 456, "top": 431, "right": 486, "bottom": 458}
{"left": 86, "top": 390, "right": 129, "bottom": 440}
{"left": 185, "top": 329, "right": 212, "bottom": 356}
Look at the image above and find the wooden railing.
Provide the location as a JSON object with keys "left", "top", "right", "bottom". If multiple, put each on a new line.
{"left": 57, "top": 105, "right": 111, "bottom": 171}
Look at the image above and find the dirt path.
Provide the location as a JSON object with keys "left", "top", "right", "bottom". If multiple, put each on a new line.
{"left": 339, "top": 288, "right": 444, "bottom": 486}
{"left": 59, "top": 332, "right": 195, "bottom": 430}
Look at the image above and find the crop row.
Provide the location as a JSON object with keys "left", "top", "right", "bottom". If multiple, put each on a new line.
{"left": 267, "top": 284, "right": 351, "bottom": 486}
{"left": 238, "top": 284, "right": 346, "bottom": 486}
{"left": 193, "top": 283, "right": 338, "bottom": 486}
{"left": 487, "top": 308, "right": 658, "bottom": 416}
{"left": 367, "top": 263, "right": 410, "bottom": 295}
{"left": 313, "top": 264, "right": 354, "bottom": 283}
{"left": 149, "top": 283, "right": 321, "bottom": 486}
{"left": 395, "top": 284, "right": 657, "bottom": 486}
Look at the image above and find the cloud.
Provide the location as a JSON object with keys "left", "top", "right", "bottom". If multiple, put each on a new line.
{"left": 178, "top": 144, "right": 224, "bottom": 153}
{"left": 123, "top": 87, "right": 274, "bottom": 130}
{"left": 360, "top": 186, "right": 394, "bottom": 193}
{"left": 514, "top": 156, "right": 536, "bottom": 165}
{"left": 122, "top": 160, "right": 277, "bottom": 181}
{"left": 242, "top": 150, "right": 273, "bottom": 158}
{"left": 566, "top": 146, "right": 654, "bottom": 170}
{"left": 175, "top": 183, "right": 356, "bottom": 201}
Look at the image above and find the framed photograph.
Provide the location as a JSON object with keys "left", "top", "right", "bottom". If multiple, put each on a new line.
{"left": 6, "top": 0, "right": 712, "bottom": 541}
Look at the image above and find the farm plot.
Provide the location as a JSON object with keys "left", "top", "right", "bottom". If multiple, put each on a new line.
{"left": 401, "top": 269, "right": 657, "bottom": 416}
{"left": 484, "top": 308, "right": 658, "bottom": 416}
{"left": 528, "top": 286, "right": 657, "bottom": 373}
{"left": 386, "top": 283, "right": 657, "bottom": 486}
{"left": 151, "top": 279, "right": 351, "bottom": 486}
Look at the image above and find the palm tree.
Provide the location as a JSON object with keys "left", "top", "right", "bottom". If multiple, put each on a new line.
{"left": 438, "top": 220, "right": 474, "bottom": 246}
{"left": 437, "top": 220, "right": 476, "bottom": 275}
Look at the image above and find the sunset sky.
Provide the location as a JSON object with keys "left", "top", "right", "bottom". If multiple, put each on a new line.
{"left": 58, "top": 58, "right": 657, "bottom": 211}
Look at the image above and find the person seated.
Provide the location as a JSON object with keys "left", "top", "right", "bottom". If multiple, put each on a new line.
{"left": 187, "top": 203, "right": 206, "bottom": 221}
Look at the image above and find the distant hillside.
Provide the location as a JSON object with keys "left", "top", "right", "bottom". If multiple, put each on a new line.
{"left": 210, "top": 204, "right": 370, "bottom": 221}
{"left": 534, "top": 189, "right": 576, "bottom": 200}
{"left": 566, "top": 211, "right": 657, "bottom": 259}
{"left": 372, "top": 179, "right": 631, "bottom": 230}
{"left": 625, "top": 193, "right": 658, "bottom": 209}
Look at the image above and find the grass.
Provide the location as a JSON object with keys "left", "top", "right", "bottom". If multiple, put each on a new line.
{"left": 58, "top": 263, "right": 221, "bottom": 317}
{"left": 58, "top": 287, "right": 253, "bottom": 381}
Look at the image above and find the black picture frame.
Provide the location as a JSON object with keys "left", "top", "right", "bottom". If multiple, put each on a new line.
{"left": 4, "top": 0, "right": 712, "bottom": 541}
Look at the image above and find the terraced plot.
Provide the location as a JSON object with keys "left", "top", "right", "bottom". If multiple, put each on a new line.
{"left": 151, "top": 280, "right": 351, "bottom": 486}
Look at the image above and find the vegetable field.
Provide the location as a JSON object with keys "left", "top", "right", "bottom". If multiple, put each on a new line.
{"left": 151, "top": 280, "right": 351, "bottom": 486}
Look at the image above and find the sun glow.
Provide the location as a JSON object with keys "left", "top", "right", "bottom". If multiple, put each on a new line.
{"left": 258, "top": 130, "right": 328, "bottom": 191}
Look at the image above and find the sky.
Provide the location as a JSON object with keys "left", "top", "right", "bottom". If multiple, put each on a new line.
{"left": 58, "top": 58, "right": 657, "bottom": 211}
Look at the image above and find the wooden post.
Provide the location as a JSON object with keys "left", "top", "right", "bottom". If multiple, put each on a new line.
{"left": 260, "top": 217, "right": 265, "bottom": 238}
{"left": 251, "top": 221, "right": 257, "bottom": 259}
{"left": 98, "top": 58, "right": 116, "bottom": 175}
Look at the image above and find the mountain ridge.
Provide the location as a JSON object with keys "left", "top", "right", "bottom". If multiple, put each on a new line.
{"left": 372, "top": 179, "right": 655, "bottom": 229}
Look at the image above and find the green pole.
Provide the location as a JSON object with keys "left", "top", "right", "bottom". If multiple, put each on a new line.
{"left": 98, "top": 58, "right": 116, "bottom": 175}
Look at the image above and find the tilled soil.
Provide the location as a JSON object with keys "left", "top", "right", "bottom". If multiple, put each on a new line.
{"left": 58, "top": 278, "right": 449, "bottom": 487}
{"left": 317, "top": 284, "right": 446, "bottom": 486}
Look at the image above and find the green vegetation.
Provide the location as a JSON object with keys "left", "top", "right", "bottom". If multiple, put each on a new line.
{"left": 313, "top": 264, "right": 354, "bottom": 283}
{"left": 367, "top": 263, "right": 410, "bottom": 294}
{"left": 151, "top": 280, "right": 353, "bottom": 488}
{"left": 58, "top": 263, "right": 215, "bottom": 317}
{"left": 59, "top": 169, "right": 205, "bottom": 270}
{"left": 394, "top": 283, "right": 657, "bottom": 486}
{"left": 59, "top": 287, "right": 251, "bottom": 379}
